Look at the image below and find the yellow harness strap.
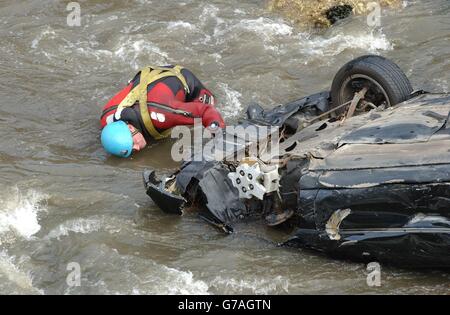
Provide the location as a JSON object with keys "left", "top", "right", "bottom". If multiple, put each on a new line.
{"left": 118, "top": 65, "right": 190, "bottom": 140}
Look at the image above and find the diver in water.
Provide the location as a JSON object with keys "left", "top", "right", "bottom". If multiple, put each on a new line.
{"left": 100, "top": 65, "right": 225, "bottom": 157}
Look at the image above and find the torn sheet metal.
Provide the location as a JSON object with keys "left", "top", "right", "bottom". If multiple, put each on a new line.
{"left": 174, "top": 162, "right": 264, "bottom": 226}
{"left": 245, "top": 91, "right": 330, "bottom": 126}
{"left": 325, "top": 209, "right": 351, "bottom": 240}
{"left": 143, "top": 170, "right": 186, "bottom": 215}
{"left": 196, "top": 164, "right": 248, "bottom": 224}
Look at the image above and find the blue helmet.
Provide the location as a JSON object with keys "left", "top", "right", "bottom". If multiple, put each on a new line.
{"left": 101, "top": 121, "right": 133, "bottom": 158}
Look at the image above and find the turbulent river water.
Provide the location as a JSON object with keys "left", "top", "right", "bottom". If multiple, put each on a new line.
{"left": 1, "top": 0, "right": 450, "bottom": 294}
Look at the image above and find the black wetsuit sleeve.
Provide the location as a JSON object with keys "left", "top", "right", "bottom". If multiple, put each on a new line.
{"left": 181, "top": 68, "right": 211, "bottom": 102}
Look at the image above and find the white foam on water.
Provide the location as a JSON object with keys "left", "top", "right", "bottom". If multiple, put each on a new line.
{"left": 167, "top": 21, "right": 197, "bottom": 31}
{"left": 70, "top": 266, "right": 210, "bottom": 295}
{"left": 213, "top": 17, "right": 292, "bottom": 51}
{"left": 210, "top": 275, "right": 290, "bottom": 294}
{"left": 0, "top": 251, "right": 43, "bottom": 294}
{"left": 158, "top": 266, "right": 210, "bottom": 295}
{"left": 60, "top": 35, "right": 168, "bottom": 69}
{"left": 237, "top": 18, "right": 293, "bottom": 52}
{"left": 61, "top": 244, "right": 211, "bottom": 295}
{"left": 134, "top": 0, "right": 153, "bottom": 4}
{"left": 200, "top": 4, "right": 224, "bottom": 43}
{"left": 91, "top": 267, "right": 210, "bottom": 295}
{"left": 298, "top": 31, "right": 394, "bottom": 59}
{"left": 216, "top": 83, "right": 243, "bottom": 118}
{"left": 113, "top": 37, "right": 169, "bottom": 70}
{"left": 211, "top": 52, "right": 222, "bottom": 63}
{"left": 31, "top": 27, "right": 56, "bottom": 49}
{"left": 0, "top": 188, "right": 47, "bottom": 242}
{"left": 199, "top": 4, "right": 222, "bottom": 25}
{"left": 75, "top": 46, "right": 113, "bottom": 61}
{"left": 93, "top": 15, "right": 119, "bottom": 25}
{"left": 238, "top": 17, "right": 293, "bottom": 39}
{"left": 45, "top": 216, "right": 123, "bottom": 240}
{"left": 46, "top": 218, "right": 102, "bottom": 240}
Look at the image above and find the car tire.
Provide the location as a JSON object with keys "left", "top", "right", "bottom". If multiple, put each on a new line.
{"left": 330, "top": 55, "right": 413, "bottom": 115}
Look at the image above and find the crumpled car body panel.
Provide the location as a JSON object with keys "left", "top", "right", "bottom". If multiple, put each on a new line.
{"left": 144, "top": 92, "right": 450, "bottom": 269}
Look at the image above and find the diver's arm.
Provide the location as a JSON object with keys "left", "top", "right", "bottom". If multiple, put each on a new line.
{"left": 148, "top": 99, "right": 225, "bottom": 130}
{"left": 181, "top": 69, "right": 216, "bottom": 105}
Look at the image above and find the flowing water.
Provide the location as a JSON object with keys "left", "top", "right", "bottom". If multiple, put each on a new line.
{"left": 1, "top": 0, "right": 449, "bottom": 295}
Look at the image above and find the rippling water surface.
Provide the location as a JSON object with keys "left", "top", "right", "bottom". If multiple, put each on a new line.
{"left": 0, "top": 0, "right": 449, "bottom": 294}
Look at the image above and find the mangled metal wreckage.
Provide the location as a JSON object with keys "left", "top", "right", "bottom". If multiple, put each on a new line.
{"left": 144, "top": 56, "right": 450, "bottom": 268}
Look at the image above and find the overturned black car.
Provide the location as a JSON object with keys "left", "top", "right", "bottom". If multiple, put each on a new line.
{"left": 144, "top": 56, "right": 450, "bottom": 269}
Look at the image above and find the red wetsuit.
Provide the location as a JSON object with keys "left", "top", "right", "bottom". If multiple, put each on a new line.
{"left": 100, "top": 66, "right": 225, "bottom": 141}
